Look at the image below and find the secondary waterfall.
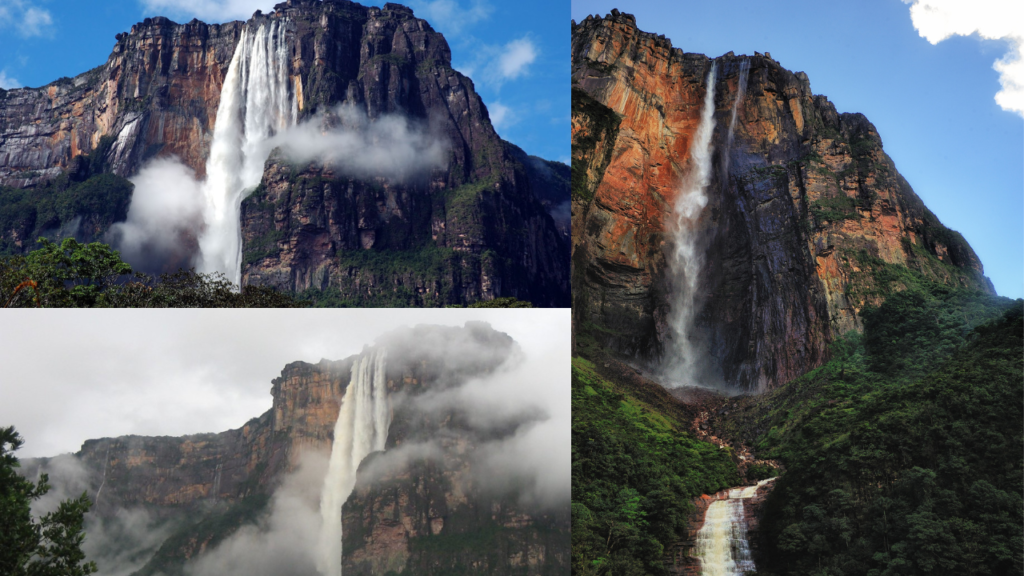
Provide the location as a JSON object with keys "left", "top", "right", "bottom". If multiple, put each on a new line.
{"left": 199, "top": 19, "right": 296, "bottom": 285}
{"left": 316, "top": 349, "right": 391, "bottom": 576}
{"left": 722, "top": 59, "right": 749, "bottom": 181}
{"left": 695, "top": 479, "right": 773, "bottom": 576}
{"left": 665, "top": 62, "right": 717, "bottom": 385}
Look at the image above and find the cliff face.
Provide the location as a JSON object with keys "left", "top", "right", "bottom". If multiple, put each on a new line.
{"left": 0, "top": 0, "right": 569, "bottom": 306}
{"left": 0, "top": 17, "right": 242, "bottom": 187}
{"left": 236, "top": 1, "right": 568, "bottom": 306}
{"left": 72, "top": 357, "right": 353, "bottom": 514}
{"left": 29, "top": 323, "right": 567, "bottom": 576}
{"left": 571, "top": 12, "right": 992, "bottom": 391}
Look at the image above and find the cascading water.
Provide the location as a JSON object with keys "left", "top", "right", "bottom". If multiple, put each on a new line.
{"left": 316, "top": 349, "right": 391, "bottom": 576}
{"left": 694, "top": 479, "right": 774, "bottom": 576}
{"left": 665, "top": 63, "right": 717, "bottom": 385}
{"left": 199, "top": 19, "right": 296, "bottom": 285}
{"left": 722, "top": 59, "right": 749, "bottom": 181}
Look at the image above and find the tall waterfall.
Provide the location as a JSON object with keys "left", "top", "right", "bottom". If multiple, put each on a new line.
{"left": 199, "top": 19, "right": 296, "bottom": 285}
{"left": 665, "top": 63, "right": 717, "bottom": 386}
{"left": 695, "top": 479, "right": 773, "bottom": 576}
{"left": 316, "top": 349, "right": 391, "bottom": 576}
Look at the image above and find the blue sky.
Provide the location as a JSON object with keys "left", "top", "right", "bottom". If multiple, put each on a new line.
{"left": 571, "top": 0, "right": 1023, "bottom": 299}
{"left": 0, "top": 0, "right": 569, "bottom": 164}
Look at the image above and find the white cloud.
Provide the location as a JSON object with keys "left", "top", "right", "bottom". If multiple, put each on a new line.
{"left": 498, "top": 37, "right": 537, "bottom": 80}
{"left": 488, "top": 101, "right": 513, "bottom": 130}
{"left": 459, "top": 36, "right": 540, "bottom": 89}
{"left": 0, "top": 0, "right": 53, "bottom": 37}
{"left": 0, "top": 70, "right": 20, "bottom": 89}
{"left": 406, "top": 0, "right": 493, "bottom": 36}
{"left": 902, "top": 0, "right": 1024, "bottom": 117}
{"left": 139, "top": 0, "right": 275, "bottom": 22}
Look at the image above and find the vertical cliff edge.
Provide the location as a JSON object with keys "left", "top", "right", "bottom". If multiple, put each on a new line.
{"left": 571, "top": 11, "right": 993, "bottom": 391}
{"left": 24, "top": 323, "right": 568, "bottom": 576}
{"left": 0, "top": 0, "right": 569, "bottom": 307}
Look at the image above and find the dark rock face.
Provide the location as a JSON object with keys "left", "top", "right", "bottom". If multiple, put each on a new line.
{"left": 0, "top": 0, "right": 569, "bottom": 306}
{"left": 571, "top": 13, "right": 992, "bottom": 391}
{"left": 238, "top": 1, "right": 569, "bottom": 306}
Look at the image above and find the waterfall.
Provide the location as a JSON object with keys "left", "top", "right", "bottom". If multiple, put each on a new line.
{"left": 694, "top": 479, "right": 774, "bottom": 576}
{"left": 198, "top": 19, "right": 296, "bottom": 286}
{"left": 722, "top": 59, "right": 749, "bottom": 181}
{"left": 316, "top": 349, "right": 391, "bottom": 576}
{"left": 665, "top": 62, "right": 717, "bottom": 386}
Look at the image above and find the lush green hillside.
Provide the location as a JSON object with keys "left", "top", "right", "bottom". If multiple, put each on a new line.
{"left": 715, "top": 283, "right": 1022, "bottom": 575}
{"left": 571, "top": 358, "right": 739, "bottom": 576}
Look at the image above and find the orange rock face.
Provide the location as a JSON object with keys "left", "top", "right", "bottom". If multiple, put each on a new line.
{"left": 572, "top": 12, "right": 991, "bottom": 391}
{"left": 0, "top": 17, "right": 243, "bottom": 187}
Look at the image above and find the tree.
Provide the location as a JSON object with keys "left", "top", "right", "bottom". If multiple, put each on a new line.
{"left": 0, "top": 238, "right": 305, "bottom": 308}
{"left": 0, "top": 426, "right": 97, "bottom": 576}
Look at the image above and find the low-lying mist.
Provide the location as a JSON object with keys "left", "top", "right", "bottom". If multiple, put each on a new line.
{"left": 110, "top": 105, "right": 449, "bottom": 276}
{"left": 24, "top": 321, "right": 568, "bottom": 575}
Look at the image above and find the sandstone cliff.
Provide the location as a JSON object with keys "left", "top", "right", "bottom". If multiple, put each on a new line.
{"left": 571, "top": 11, "right": 992, "bottom": 391}
{"left": 26, "top": 323, "right": 567, "bottom": 576}
{"left": 0, "top": 0, "right": 569, "bottom": 306}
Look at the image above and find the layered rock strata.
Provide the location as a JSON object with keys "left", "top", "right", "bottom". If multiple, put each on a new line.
{"left": 0, "top": 0, "right": 569, "bottom": 306}
{"left": 571, "top": 11, "right": 992, "bottom": 390}
{"left": 26, "top": 323, "right": 567, "bottom": 575}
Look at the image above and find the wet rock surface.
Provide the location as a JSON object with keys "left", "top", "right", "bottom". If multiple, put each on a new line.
{"left": 571, "top": 12, "right": 992, "bottom": 390}
{"left": 1, "top": 0, "right": 569, "bottom": 306}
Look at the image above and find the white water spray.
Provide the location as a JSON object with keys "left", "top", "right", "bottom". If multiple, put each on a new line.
{"left": 722, "top": 59, "right": 749, "bottom": 180}
{"left": 666, "top": 63, "right": 717, "bottom": 386}
{"left": 695, "top": 479, "right": 774, "bottom": 576}
{"left": 316, "top": 349, "right": 391, "bottom": 576}
{"left": 199, "top": 19, "right": 296, "bottom": 285}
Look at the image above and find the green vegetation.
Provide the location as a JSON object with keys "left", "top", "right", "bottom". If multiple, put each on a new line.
{"left": 716, "top": 273, "right": 1022, "bottom": 574}
{"left": 840, "top": 248, "right": 987, "bottom": 311}
{"left": 242, "top": 228, "right": 284, "bottom": 266}
{"left": 0, "top": 171, "right": 132, "bottom": 255}
{"left": 571, "top": 358, "right": 739, "bottom": 576}
{"left": 338, "top": 244, "right": 455, "bottom": 283}
{"left": 444, "top": 178, "right": 493, "bottom": 241}
{"left": 809, "top": 195, "right": 860, "bottom": 223}
{"left": 1, "top": 238, "right": 303, "bottom": 308}
{"left": 571, "top": 87, "right": 622, "bottom": 202}
{"left": 467, "top": 296, "right": 531, "bottom": 308}
{"left": 0, "top": 426, "right": 97, "bottom": 576}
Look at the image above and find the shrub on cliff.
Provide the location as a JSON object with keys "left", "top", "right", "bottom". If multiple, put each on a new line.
{"left": 0, "top": 426, "right": 97, "bottom": 576}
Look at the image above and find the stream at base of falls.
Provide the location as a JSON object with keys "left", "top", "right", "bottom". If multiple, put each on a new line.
{"left": 694, "top": 478, "right": 775, "bottom": 576}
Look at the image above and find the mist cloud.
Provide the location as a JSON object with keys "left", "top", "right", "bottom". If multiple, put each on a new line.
{"left": 112, "top": 105, "right": 447, "bottom": 274}
{"left": 107, "top": 157, "right": 205, "bottom": 273}
{"left": 381, "top": 327, "right": 569, "bottom": 510}
{"left": 266, "top": 105, "right": 448, "bottom": 183}
{"left": 26, "top": 454, "right": 177, "bottom": 576}
{"left": 186, "top": 451, "right": 327, "bottom": 576}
